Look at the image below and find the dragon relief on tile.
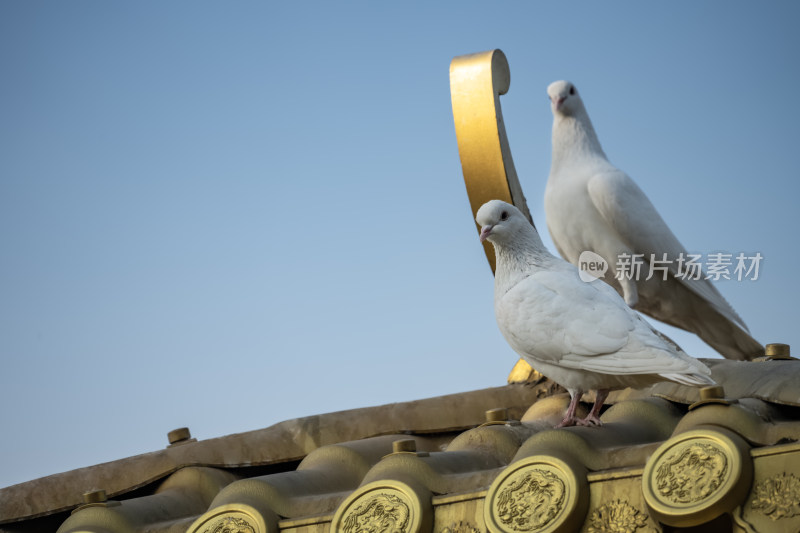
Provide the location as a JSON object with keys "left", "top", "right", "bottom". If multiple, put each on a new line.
{"left": 341, "top": 492, "right": 411, "bottom": 533}
{"left": 439, "top": 521, "right": 481, "bottom": 533}
{"left": 655, "top": 442, "right": 728, "bottom": 504}
{"left": 587, "top": 499, "right": 649, "bottom": 533}
{"left": 750, "top": 472, "right": 800, "bottom": 520}
{"left": 202, "top": 515, "right": 256, "bottom": 533}
{"left": 494, "top": 468, "right": 566, "bottom": 531}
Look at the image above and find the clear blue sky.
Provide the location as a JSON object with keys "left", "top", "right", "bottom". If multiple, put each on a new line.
{"left": 1, "top": 1, "right": 798, "bottom": 488}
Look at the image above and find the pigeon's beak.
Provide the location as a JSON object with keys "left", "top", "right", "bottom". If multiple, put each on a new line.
{"left": 554, "top": 96, "right": 566, "bottom": 110}
{"left": 479, "top": 225, "right": 493, "bottom": 243}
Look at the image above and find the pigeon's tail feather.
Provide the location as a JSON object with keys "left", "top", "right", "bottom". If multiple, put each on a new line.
{"left": 664, "top": 302, "right": 764, "bottom": 361}
{"left": 674, "top": 280, "right": 762, "bottom": 360}
{"left": 659, "top": 372, "right": 716, "bottom": 387}
{"left": 635, "top": 277, "right": 764, "bottom": 361}
{"left": 695, "top": 315, "right": 764, "bottom": 361}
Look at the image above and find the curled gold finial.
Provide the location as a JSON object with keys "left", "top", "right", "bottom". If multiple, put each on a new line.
{"left": 450, "top": 49, "right": 532, "bottom": 273}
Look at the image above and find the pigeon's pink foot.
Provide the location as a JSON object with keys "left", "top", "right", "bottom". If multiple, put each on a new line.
{"left": 577, "top": 413, "right": 603, "bottom": 427}
{"left": 556, "top": 389, "right": 585, "bottom": 428}
{"left": 578, "top": 389, "right": 608, "bottom": 427}
{"left": 555, "top": 416, "right": 582, "bottom": 428}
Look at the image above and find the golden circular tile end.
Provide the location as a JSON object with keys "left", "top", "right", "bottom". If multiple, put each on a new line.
{"left": 484, "top": 455, "right": 588, "bottom": 533}
{"left": 331, "top": 480, "right": 431, "bottom": 533}
{"left": 642, "top": 427, "right": 753, "bottom": 527}
{"left": 186, "top": 504, "right": 274, "bottom": 533}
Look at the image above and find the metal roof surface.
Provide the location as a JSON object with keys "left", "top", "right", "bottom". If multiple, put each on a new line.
{"left": 2, "top": 358, "right": 799, "bottom": 533}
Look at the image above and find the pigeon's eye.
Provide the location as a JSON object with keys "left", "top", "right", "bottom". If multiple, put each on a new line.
{"left": 500, "top": 211, "right": 509, "bottom": 221}
{"left": 569, "top": 86, "right": 575, "bottom": 95}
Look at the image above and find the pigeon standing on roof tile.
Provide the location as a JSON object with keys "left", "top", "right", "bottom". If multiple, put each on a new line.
{"left": 544, "top": 80, "right": 763, "bottom": 361}
{"left": 476, "top": 199, "right": 715, "bottom": 427}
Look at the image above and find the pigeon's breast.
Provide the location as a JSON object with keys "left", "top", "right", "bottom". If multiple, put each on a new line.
{"left": 545, "top": 173, "right": 609, "bottom": 262}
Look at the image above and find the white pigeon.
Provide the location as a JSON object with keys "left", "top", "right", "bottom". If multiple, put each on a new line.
{"left": 544, "top": 80, "right": 763, "bottom": 360}
{"left": 476, "top": 199, "right": 715, "bottom": 427}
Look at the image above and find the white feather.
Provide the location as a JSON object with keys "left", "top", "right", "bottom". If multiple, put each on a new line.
{"left": 476, "top": 199, "right": 714, "bottom": 394}
{"left": 544, "top": 80, "right": 762, "bottom": 360}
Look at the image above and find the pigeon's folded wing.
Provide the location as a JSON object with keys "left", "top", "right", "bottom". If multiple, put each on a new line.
{"left": 498, "top": 269, "right": 631, "bottom": 360}
{"left": 498, "top": 270, "right": 706, "bottom": 377}
{"left": 586, "top": 170, "right": 747, "bottom": 331}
